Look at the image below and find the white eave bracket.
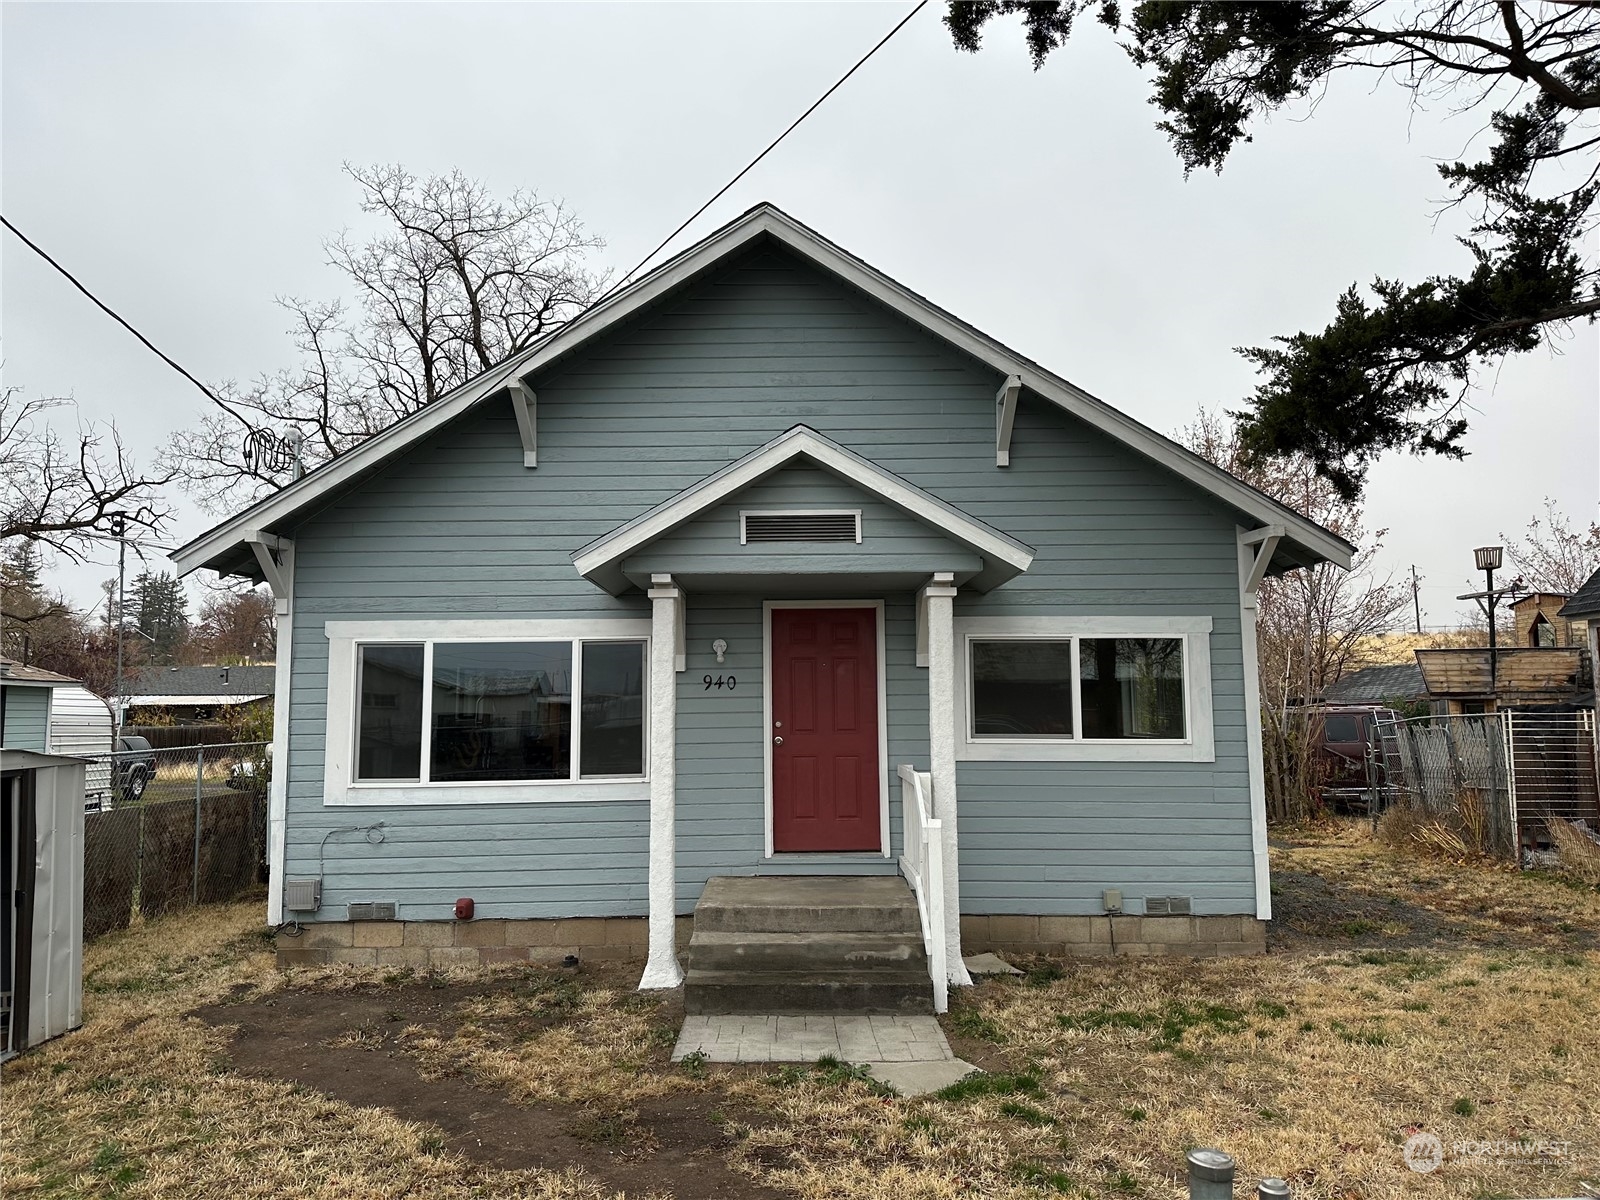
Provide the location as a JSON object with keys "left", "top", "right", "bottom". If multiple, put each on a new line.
{"left": 244, "top": 531, "right": 295, "bottom": 616}
{"left": 1239, "top": 524, "right": 1284, "bottom": 597}
{"left": 995, "top": 374, "right": 1022, "bottom": 467}
{"left": 508, "top": 379, "right": 537, "bottom": 468}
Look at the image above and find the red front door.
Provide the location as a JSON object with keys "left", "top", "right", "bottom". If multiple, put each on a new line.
{"left": 770, "top": 607, "right": 882, "bottom": 852}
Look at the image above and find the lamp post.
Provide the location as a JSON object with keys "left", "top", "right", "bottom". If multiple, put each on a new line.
{"left": 1474, "top": 545, "right": 1503, "bottom": 695}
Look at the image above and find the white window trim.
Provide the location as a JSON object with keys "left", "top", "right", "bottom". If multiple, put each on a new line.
{"left": 739, "top": 509, "right": 863, "bottom": 545}
{"left": 323, "top": 618, "right": 652, "bottom": 806}
{"left": 954, "top": 615, "right": 1215, "bottom": 763}
{"left": 762, "top": 600, "right": 892, "bottom": 859}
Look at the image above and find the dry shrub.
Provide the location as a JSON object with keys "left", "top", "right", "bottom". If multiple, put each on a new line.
{"left": 1378, "top": 803, "right": 1481, "bottom": 861}
{"left": 1548, "top": 819, "right": 1600, "bottom": 888}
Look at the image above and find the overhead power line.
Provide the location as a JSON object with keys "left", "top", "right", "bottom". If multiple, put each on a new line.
{"left": 593, "top": 0, "right": 929, "bottom": 307}
{"left": 0, "top": 214, "right": 251, "bottom": 427}
{"left": 1, "top": 2, "right": 927, "bottom": 428}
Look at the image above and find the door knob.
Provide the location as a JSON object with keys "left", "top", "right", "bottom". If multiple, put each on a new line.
{"left": 773, "top": 736, "right": 783, "bottom": 746}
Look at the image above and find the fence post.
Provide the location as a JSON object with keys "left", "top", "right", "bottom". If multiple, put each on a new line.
{"left": 1186, "top": 1149, "right": 1235, "bottom": 1200}
{"left": 192, "top": 744, "right": 205, "bottom": 905}
{"left": 1257, "top": 1180, "right": 1290, "bottom": 1199}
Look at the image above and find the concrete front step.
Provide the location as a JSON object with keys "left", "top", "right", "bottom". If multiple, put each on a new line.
{"left": 685, "top": 875, "right": 934, "bottom": 1014}
{"left": 683, "top": 968, "right": 936, "bottom": 1015}
{"left": 689, "top": 929, "right": 927, "bottom": 973}
{"left": 693, "top": 875, "right": 921, "bottom": 934}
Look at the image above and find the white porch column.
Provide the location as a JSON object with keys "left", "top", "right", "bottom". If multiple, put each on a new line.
{"left": 246, "top": 534, "right": 294, "bottom": 927}
{"left": 1238, "top": 526, "right": 1282, "bottom": 922}
{"left": 922, "top": 571, "right": 973, "bottom": 988}
{"left": 640, "top": 573, "right": 685, "bottom": 989}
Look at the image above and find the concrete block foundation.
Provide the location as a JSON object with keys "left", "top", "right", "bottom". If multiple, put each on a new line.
{"left": 277, "top": 912, "right": 1266, "bottom": 969}
{"left": 276, "top": 915, "right": 692, "bottom": 969}
{"left": 960, "top": 913, "right": 1267, "bottom": 958}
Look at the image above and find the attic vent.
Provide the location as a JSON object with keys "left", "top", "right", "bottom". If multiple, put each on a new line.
{"left": 741, "top": 510, "right": 861, "bottom": 545}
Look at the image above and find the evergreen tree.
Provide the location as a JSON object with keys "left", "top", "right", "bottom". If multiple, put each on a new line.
{"left": 131, "top": 570, "right": 189, "bottom": 664}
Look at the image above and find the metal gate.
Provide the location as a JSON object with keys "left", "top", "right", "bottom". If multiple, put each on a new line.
{"left": 1505, "top": 709, "right": 1600, "bottom": 839}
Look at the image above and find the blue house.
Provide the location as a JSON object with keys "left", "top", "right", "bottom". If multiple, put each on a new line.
{"left": 173, "top": 205, "right": 1349, "bottom": 1010}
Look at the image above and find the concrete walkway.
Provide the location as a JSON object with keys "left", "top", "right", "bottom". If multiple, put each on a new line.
{"left": 671, "top": 1014, "right": 976, "bottom": 1095}
{"left": 672, "top": 1014, "right": 951, "bottom": 1063}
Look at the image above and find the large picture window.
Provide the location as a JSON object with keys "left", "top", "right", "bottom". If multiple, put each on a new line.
{"left": 353, "top": 637, "right": 646, "bottom": 786}
{"left": 956, "top": 617, "right": 1213, "bottom": 763}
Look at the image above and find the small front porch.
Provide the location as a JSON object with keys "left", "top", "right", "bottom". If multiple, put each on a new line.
{"left": 568, "top": 428, "right": 1037, "bottom": 1007}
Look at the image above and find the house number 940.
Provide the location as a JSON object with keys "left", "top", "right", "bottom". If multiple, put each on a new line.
{"left": 703, "top": 675, "right": 737, "bottom": 691}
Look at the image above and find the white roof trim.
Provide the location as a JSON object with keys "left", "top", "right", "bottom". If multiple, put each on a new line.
{"left": 573, "top": 425, "right": 1036, "bottom": 595}
{"left": 173, "top": 203, "right": 1351, "bottom": 577}
{"left": 128, "top": 693, "right": 270, "bottom": 707}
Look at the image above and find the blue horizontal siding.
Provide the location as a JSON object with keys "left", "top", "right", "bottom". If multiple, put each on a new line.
{"left": 283, "top": 243, "right": 1259, "bottom": 921}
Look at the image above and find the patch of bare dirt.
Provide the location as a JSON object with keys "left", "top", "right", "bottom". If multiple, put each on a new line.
{"left": 195, "top": 970, "right": 787, "bottom": 1200}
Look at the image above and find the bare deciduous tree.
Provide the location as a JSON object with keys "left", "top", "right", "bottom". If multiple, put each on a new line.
{"left": 164, "top": 164, "right": 607, "bottom": 512}
{"left": 1, "top": 388, "right": 172, "bottom": 559}
{"left": 1183, "top": 409, "right": 1413, "bottom": 821}
{"left": 1501, "top": 497, "right": 1600, "bottom": 594}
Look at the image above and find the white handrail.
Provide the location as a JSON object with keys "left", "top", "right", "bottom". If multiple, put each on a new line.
{"left": 897, "top": 762, "right": 947, "bottom": 1013}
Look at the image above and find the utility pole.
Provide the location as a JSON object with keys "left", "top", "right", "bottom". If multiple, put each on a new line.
{"left": 1411, "top": 565, "right": 1422, "bottom": 634}
{"left": 111, "top": 511, "right": 127, "bottom": 736}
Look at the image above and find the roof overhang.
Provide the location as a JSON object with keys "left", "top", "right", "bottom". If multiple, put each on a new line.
{"left": 573, "top": 425, "right": 1035, "bottom": 596}
{"left": 172, "top": 203, "right": 1353, "bottom": 581}
{"left": 126, "top": 694, "right": 271, "bottom": 707}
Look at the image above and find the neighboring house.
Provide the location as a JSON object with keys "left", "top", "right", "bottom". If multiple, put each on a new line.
{"left": 1559, "top": 572, "right": 1600, "bottom": 709}
{"left": 1512, "top": 593, "right": 1584, "bottom": 649}
{"left": 172, "top": 204, "right": 1351, "bottom": 1001}
{"left": 0, "top": 658, "right": 77, "bottom": 752}
{"left": 1319, "top": 663, "right": 1428, "bottom": 708}
{"left": 1409, "top": 592, "right": 1597, "bottom": 715}
{"left": 125, "top": 664, "right": 275, "bottom": 723}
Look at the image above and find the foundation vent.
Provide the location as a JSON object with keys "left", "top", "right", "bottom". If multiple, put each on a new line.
{"left": 1144, "top": 896, "right": 1192, "bottom": 916}
{"left": 741, "top": 510, "right": 861, "bottom": 545}
{"left": 347, "top": 901, "right": 397, "bottom": 921}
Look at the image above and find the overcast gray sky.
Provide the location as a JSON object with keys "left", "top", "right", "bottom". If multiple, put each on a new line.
{"left": 4, "top": 2, "right": 1595, "bottom": 627}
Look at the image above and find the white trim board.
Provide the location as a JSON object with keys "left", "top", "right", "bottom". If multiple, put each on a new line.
{"left": 952, "top": 615, "right": 1215, "bottom": 763}
{"left": 762, "top": 600, "right": 892, "bottom": 860}
{"left": 171, "top": 204, "right": 1351, "bottom": 582}
{"left": 576, "top": 426, "right": 1034, "bottom": 595}
{"left": 322, "top": 617, "right": 653, "bottom": 807}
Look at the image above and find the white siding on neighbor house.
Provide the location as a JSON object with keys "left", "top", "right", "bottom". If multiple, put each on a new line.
{"left": 282, "top": 245, "right": 1257, "bottom": 922}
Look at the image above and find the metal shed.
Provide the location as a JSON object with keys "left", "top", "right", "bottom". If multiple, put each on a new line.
{"left": 2, "top": 750, "right": 86, "bottom": 1059}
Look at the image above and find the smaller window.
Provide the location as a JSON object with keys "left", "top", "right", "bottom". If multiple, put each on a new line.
{"left": 970, "top": 640, "right": 1074, "bottom": 739}
{"left": 1079, "top": 637, "right": 1186, "bottom": 740}
{"left": 356, "top": 645, "right": 425, "bottom": 781}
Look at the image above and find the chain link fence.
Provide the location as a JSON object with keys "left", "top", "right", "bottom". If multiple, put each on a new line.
{"left": 1372, "top": 711, "right": 1600, "bottom": 861}
{"left": 82, "top": 741, "right": 269, "bottom": 940}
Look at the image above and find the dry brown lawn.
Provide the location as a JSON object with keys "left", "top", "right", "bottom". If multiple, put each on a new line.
{"left": 2, "top": 821, "right": 1597, "bottom": 1200}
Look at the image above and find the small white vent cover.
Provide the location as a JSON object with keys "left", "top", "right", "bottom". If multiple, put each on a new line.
{"left": 740, "top": 510, "right": 862, "bottom": 545}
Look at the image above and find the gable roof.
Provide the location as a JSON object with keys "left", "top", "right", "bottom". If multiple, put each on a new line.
{"left": 128, "top": 664, "right": 276, "bottom": 700}
{"left": 574, "top": 425, "right": 1036, "bottom": 595}
{"left": 1559, "top": 568, "right": 1600, "bottom": 619}
{"left": 0, "top": 657, "right": 79, "bottom": 687}
{"left": 1319, "top": 663, "right": 1427, "bottom": 705}
{"left": 172, "top": 203, "right": 1353, "bottom": 581}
